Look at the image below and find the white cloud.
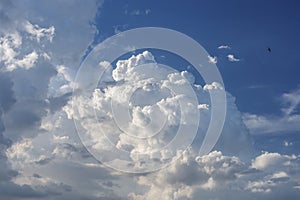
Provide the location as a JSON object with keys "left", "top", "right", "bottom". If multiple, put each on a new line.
{"left": 23, "top": 21, "right": 55, "bottom": 43}
{"left": 227, "top": 54, "right": 240, "bottom": 62}
{"left": 130, "top": 149, "right": 300, "bottom": 200}
{"left": 284, "top": 141, "right": 293, "bottom": 147}
{"left": 203, "top": 81, "right": 224, "bottom": 91}
{"left": 1, "top": 1, "right": 299, "bottom": 199}
{"left": 4, "top": 44, "right": 300, "bottom": 199}
{"left": 0, "top": 32, "right": 22, "bottom": 64}
{"left": 0, "top": 1, "right": 121, "bottom": 199}
{"left": 218, "top": 45, "right": 231, "bottom": 49}
{"left": 245, "top": 180, "right": 273, "bottom": 193}
{"left": 67, "top": 51, "right": 206, "bottom": 172}
{"left": 243, "top": 87, "right": 300, "bottom": 135}
{"left": 270, "top": 171, "right": 289, "bottom": 180}
{"left": 13, "top": 51, "right": 39, "bottom": 70}
{"left": 251, "top": 152, "right": 297, "bottom": 170}
{"left": 198, "top": 104, "right": 209, "bottom": 110}
{"left": 208, "top": 55, "right": 217, "bottom": 64}
{"left": 281, "top": 87, "right": 300, "bottom": 115}
{"left": 0, "top": 21, "right": 56, "bottom": 72}
{"left": 127, "top": 9, "right": 151, "bottom": 16}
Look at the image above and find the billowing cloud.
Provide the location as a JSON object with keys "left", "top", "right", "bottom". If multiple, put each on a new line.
{"left": 0, "top": 0, "right": 116, "bottom": 199}
{"left": 129, "top": 149, "right": 300, "bottom": 200}
{"left": 0, "top": 1, "right": 299, "bottom": 199}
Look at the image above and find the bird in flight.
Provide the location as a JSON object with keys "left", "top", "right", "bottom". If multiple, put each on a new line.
{"left": 267, "top": 47, "right": 271, "bottom": 52}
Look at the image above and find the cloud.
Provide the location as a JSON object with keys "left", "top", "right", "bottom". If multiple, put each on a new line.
{"left": 0, "top": 32, "right": 39, "bottom": 71}
{"left": 243, "top": 113, "right": 300, "bottom": 135}
{"left": 227, "top": 54, "right": 240, "bottom": 62}
{"left": 0, "top": 82, "right": 55, "bottom": 200}
{"left": 284, "top": 141, "right": 293, "bottom": 147}
{"left": 243, "top": 87, "right": 300, "bottom": 135}
{"left": 23, "top": 21, "right": 55, "bottom": 43}
{"left": 281, "top": 87, "right": 300, "bottom": 115}
{"left": 1, "top": 1, "right": 299, "bottom": 199}
{"left": 129, "top": 150, "right": 247, "bottom": 199}
{"left": 12, "top": 51, "right": 39, "bottom": 71}
{"left": 129, "top": 149, "right": 300, "bottom": 200}
{"left": 251, "top": 151, "right": 297, "bottom": 170}
{"left": 126, "top": 9, "right": 151, "bottom": 16}
{"left": 3, "top": 45, "right": 299, "bottom": 200}
{"left": 67, "top": 49, "right": 255, "bottom": 173}
{"left": 208, "top": 55, "right": 217, "bottom": 64}
{"left": 0, "top": 1, "right": 116, "bottom": 199}
{"left": 67, "top": 50, "right": 204, "bottom": 172}
{"left": 218, "top": 45, "right": 231, "bottom": 49}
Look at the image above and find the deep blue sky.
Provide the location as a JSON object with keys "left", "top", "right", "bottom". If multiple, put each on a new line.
{"left": 95, "top": 0, "right": 300, "bottom": 115}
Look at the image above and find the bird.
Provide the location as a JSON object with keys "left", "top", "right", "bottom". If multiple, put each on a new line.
{"left": 267, "top": 47, "right": 271, "bottom": 52}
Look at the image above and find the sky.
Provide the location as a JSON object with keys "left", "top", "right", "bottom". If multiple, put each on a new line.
{"left": 0, "top": 0, "right": 300, "bottom": 199}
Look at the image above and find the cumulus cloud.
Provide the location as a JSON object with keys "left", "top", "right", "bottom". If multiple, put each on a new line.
{"left": 67, "top": 49, "right": 256, "bottom": 173}
{"left": 0, "top": 0, "right": 119, "bottom": 199}
{"left": 129, "top": 149, "right": 300, "bottom": 200}
{"left": 129, "top": 150, "right": 247, "bottom": 200}
{"left": 1, "top": 1, "right": 299, "bottom": 199}
{"left": 66, "top": 50, "right": 205, "bottom": 172}
{"left": 4, "top": 45, "right": 300, "bottom": 200}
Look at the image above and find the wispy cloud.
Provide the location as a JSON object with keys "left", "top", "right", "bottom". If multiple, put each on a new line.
{"left": 247, "top": 84, "right": 270, "bottom": 90}
{"left": 218, "top": 45, "right": 231, "bottom": 49}
{"left": 243, "top": 87, "right": 300, "bottom": 135}
{"left": 227, "top": 54, "right": 240, "bottom": 62}
{"left": 281, "top": 87, "right": 300, "bottom": 115}
{"left": 126, "top": 9, "right": 151, "bottom": 16}
{"left": 113, "top": 24, "right": 129, "bottom": 34}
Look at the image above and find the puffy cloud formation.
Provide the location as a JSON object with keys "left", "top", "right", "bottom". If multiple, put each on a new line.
{"left": 129, "top": 149, "right": 300, "bottom": 200}
{"left": 66, "top": 50, "right": 203, "bottom": 172}
{"left": 0, "top": 0, "right": 299, "bottom": 199}
{"left": 66, "top": 49, "right": 255, "bottom": 172}
{"left": 0, "top": 31, "right": 41, "bottom": 71}
{"left": 0, "top": 0, "right": 120, "bottom": 199}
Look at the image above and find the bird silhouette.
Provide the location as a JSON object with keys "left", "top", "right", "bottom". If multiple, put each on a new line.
{"left": 267, "top": 47, "right": 271, "bottom": 52}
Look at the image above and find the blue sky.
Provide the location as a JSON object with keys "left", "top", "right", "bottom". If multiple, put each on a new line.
{"left": 96, "top": 0, "right": 300, "bottom": 114}
{"left": 94, "top": 0, "right": 300, "bottom": 153}
{"left": 0, "top": 0, "right": 300, "bottom": 199}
